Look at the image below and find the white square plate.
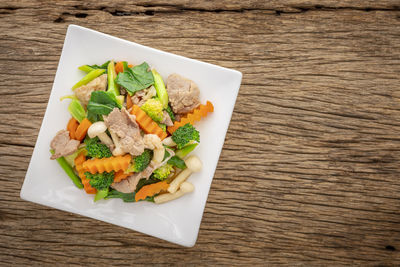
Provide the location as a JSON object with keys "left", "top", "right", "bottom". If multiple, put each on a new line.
{"left": 20, "top": 25, "right": 242, "bottom": 247}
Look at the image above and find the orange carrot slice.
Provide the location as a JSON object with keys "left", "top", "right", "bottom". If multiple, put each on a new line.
{"left": 167, "top": 101, "right": 214, "bottom": 134}
{"left": 126, "top": 94, "right": 133, "bottom": 109}
{"left": 67, "top": 117, "right": 79, "bottom": 139}
{"left": 116, "top": 61, "right": 133, "bottom": 74}
{"left": 74, "top": 152, "right": 96, "bottom": 194}
{"left": 75, "top": 118, "right": 92, "bottom": 141}
{"left": 83, "top": 154, "right": 132, "bottom": 174}
{"left": 114, "top": 170, "right": 132, "bottom": 183}
{"left": 130, "top": 105, "right": 167, "bottom": 140}
{"left": 135, "top": 180, "right": 169, "bottom": 202}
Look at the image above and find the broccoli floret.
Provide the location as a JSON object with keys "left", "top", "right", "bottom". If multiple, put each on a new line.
{"left": 140, "top": 98, "right": 163, "bottom": 122}
{"left": 84, "top": 137, "right": 112, "bottom": 158}
{"left": 85, "top": 171, "right": 115, "bottom": 190}
{"left": 172, "top": 123, "right": 200, "bottom": 149}
{"left": 153, "top": 164, "right": 174, "bottom": 180}
{"left": 126, "top": 149, "right": 153, "bottom": 173}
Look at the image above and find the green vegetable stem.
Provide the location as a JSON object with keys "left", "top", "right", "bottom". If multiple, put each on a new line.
{"left": 78, "top": 65, "right": 94, "bottom": 73}
{"left": 175, "top": 143, "right": 198, "bottom": 159}
{"left": 68, "top": 99, "right": 86, "bottom": 123}
{"left": 152, "top": 69, "right": 169, "bottom": 109}
{"left": 94, "top": 188, "right": 109, "bottom": 202}
{"left": 50, "top": 149, "right": 83, "bottom": 189}
{"left": 107, "top": 60, "right": 120, "bottom": 98}
{"left": 79, "top": 61, "right": 110, "bottom": 73}
{"left": 72, "top": 69, "right": 105, "bottom": 90}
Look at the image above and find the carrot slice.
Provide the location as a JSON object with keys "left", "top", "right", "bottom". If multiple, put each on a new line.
{"left": 167, "top": 101, "right": 214, "bottom": 134}
{"left": 135, "top": 180, "right": 169, "bottom": 202}
{"left": 130, "top": 105, "right": 167, "bottom": 140}
{"left": 66, "top": 117, "right": 79, "bottom": 139}
{"left": 74, "top": 152, "right": 97, "bottom": 194}
{"left": 115, "top": 61, "right": 124, "bottom": 74}
{"left": 83, "top": 154, "right": 132, "bottom": 174}
{"left": 116, "top": 62, "right": 133, "bottom": 74}
{"left": 114, "top": 170, "right": 132, "bottom": 183}
{"left": 75, "top": 118, "right": 92, "bottom": 141}
{"left": 126, "top": 94, "right": 133, "bottom": 109}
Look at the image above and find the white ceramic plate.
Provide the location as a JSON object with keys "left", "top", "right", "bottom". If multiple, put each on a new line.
{"left": 20, "top": 25, "right": 242, "bottom": 247}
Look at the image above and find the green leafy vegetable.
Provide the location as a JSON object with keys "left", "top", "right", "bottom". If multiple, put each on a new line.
{"left": 87, "top": 91, "right": 120, "bottom": 122}
{"left": 105, "top": 189, "right": 154, "bottom": 202}
{"left": 152, "top": 69, "right": 168, "bottom": 108}
{"left": 78, "top": 65, "right": 94, "bottom": 73}
{"left": 105, "top": 190, "right": 136, "bottom": 202}
{"left": 72, "top": 69, "right": 105, "bottom": 90}
{"left": 50, "top": 149, "right": 83, "bottom": 189}
{"left": 126, "top": 150, "right": 152, "bottom": 173}
{"left": 171, "top": 123, "right": 200, "bottom": 149}
{"left": 140, "top": 98, "right": 163, "bottom": 123}
{"left": 79, "top": 61, "right": 110, "bottom": 73}
{"left": 165, "top": 105, "right": 175, "bottom": 123}
{"left": 94, "top": 188, "right": 109, "bottom": 202}
{"left": 163, "top": 148, "right": 170, "bottom": 160}
{"left": 68, "top": 99, "right": 86, "bottom": 123}
{"left": 107, "top": 60, "right": 120, "bottom": 99}
{"left": 168, "top": 156, "right": 187, "bottom": 169}
{"left": 85, "top": 171, "right": 115, "bottom": 190}
{"left": 153, "top": 164, "right": 174, "bottom": 180}
{"left": 175, "top": 143, "right": 198, "bottom": 159}
{"left": 115, "top": 62, "right": 154, "bottom": 95}
{"left": 84, "top": 137, "right": 112, "bottom": 159}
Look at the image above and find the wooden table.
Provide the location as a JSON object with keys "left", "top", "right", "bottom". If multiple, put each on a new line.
{"left": 1, "top": 1, "right": 400, "bottom": 265}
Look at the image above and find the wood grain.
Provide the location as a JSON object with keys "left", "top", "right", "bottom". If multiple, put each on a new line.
{"left": 1, "top": 0, "right": 400, "bottom": 265}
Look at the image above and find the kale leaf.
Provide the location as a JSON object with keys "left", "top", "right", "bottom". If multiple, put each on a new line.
{"left": 115, "top": 62, "right": 154, "bottom": 95}
{"left": 87, "top": 91, "right": 120, "bottom": 122}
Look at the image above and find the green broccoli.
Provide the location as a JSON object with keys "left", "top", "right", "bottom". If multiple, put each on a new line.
{"left": 172, "top": 123, "right": 200, "bottom": 149}
{"left": 85, "top": 171, "right": 115, "bottom": 190}
{"left": 84, "top": 137, "right": 112, "bottom": 158}
{"left": 153, "top": 164, "right": 174, "bottom": 180}
{"left": 140, "top": 98, "right": 163, "bottom": 122}
{"left": 126, "top": 150, "right": 153, "bottom": 173}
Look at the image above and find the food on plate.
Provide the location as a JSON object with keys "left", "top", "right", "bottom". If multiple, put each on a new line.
{"left": 50, "top": 60, "right": 213, "bottom": 203}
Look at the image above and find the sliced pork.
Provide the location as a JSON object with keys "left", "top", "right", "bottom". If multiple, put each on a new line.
{"left": 74, "top": 74, "right": 107, "bottom": 107}
{"left": 104, "top": 108, "right": 144, "bottom": 156}
{"left": 166, "top": 74, "right": 200, "bottom": 114}
{"left": 50, "top": 130, "right": 80, "bottom": 159}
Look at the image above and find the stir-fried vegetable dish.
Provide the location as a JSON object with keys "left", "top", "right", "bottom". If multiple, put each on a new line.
{"left": 50, "top": 60, "right": 213, "bottom": 203}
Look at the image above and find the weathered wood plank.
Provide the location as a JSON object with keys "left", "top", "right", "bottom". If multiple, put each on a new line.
{"left": 0, "top": 0, "right": 400, "bottom": 265}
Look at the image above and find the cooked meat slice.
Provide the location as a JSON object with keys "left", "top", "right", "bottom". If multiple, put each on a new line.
{"left": 74, "top": 74, "right": 107, "bottom": 107}
{"left": 166, "top": 74, "right": 200, "bottom": 114}
{"left": 111, "top": 165, "right": 154, "bottom": 193}
{"left": 50, "top": 130, "right": 80, "bottom": 159}
{"left": 104, "top": 108, "right": 144, "bottom": 156}
{"left": 161, "top": 110, "right": 174, "bottom": 126}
